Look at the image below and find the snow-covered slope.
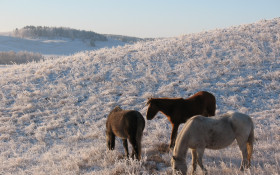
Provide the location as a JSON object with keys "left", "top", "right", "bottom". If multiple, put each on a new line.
{"left": 0, "top": 18, "right": 279, "bottom": 174}
{"left": 0, "top": 35, "right": 128, "bottom": 56}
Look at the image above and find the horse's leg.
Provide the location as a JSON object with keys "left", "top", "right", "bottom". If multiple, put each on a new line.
{"left": 135, "top": 138, "right": 142, "bottom": 160}
{"left": 122, "top": 139, "right": 129, "bottom": 158}
{"left": 170, "top": 123, "right": 179, "bottom": 148}
{"left": 107, "top": 132, "right": 115, "bottom": 150}
{"left": 128, "top": 136, "right": 138, "bottom": 160}
{"left": 196, "top": 148, "right": 207, "bottom": 175}
{"left": 191, "top": 149, "right": 198, "bottom": 174}
{"left": 247, "top": 128, "right": 254, "bottom": 168}
{"left": 236, "top": 139, "right": 248, "bottom": 171}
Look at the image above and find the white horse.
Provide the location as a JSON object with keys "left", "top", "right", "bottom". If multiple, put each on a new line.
{"left": 171, "top": 112, "right": 254, "bottom": 175}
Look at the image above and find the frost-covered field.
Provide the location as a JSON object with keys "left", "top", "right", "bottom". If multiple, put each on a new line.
{"left": 0, "top": 18, "right": 280, "bottom": 174}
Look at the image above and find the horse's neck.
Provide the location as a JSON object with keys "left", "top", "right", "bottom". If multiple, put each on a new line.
{"left": 156, "top": 99, "right": 177, "bottom": 116}
{"left": 173, "top": 143, "right": 188, "bottom": 162}
{"left": 173, "top": 127, "right": 189, "bottom": 160}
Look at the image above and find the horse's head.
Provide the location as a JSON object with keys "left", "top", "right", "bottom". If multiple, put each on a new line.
{"left": 146, "top": 98, "right": 159, "bottom": 120}
{"left": 171, "top": 156, "right": 187, "bottom": 175}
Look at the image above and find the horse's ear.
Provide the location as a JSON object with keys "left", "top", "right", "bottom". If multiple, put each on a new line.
{"left": 146, "top": 98, "right": 152, "bottom": 106}
{"left": 113, "top": 106, "right": 122, "bottom": 111}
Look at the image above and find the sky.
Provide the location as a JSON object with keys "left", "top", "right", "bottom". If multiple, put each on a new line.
{"left": 1, "top": 0, "right": 280, "bottom": 38}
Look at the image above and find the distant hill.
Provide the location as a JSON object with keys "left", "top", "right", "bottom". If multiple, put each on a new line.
{"left": 12, "top": 26, "right": 148, "bottom": 46}
{"left": 12, "top": 26, "right": 107, "bottom": 46}
{"left": 0, "top": 26, "right": 151, "bottom": 61}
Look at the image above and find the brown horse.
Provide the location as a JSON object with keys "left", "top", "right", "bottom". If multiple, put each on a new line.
{"left": 106, "top": 106, "right": 145, "bottom": 160}
{"left": 146, "top": 91, "right": 216, "bottom": 148}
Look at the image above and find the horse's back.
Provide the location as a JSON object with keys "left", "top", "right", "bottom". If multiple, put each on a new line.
{"left": 189, "top": 91, "right": 215, "bottom": 101}
{"left": 188, "top": 115, "right": 233, "bottom": 135}
{"left": 124, "top": 110, "right": 145, "bottom": 130}
{"left": 178, "top": 115, "right": 238, "bottom": 149}
{"left": 108, "top": 109, "right": 142, "bottom": 122}
{"left": 229, "top": 112, "right": 252, "bottom": 122}
{"left": 228, "top": 112, "right": 254, "bottom": 136}
{"left": 107, "top": 109, "right": 145, "bottom": 138}
{"left": 187, "top": 91, "right": 216, "bottom": 116}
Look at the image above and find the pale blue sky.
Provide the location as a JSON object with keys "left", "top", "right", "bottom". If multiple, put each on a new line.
{"left": 1, "top": 0, "right": 280, "bottom": 38}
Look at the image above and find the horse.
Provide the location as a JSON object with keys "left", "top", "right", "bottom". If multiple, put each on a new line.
{"left": 106, "top": 106, "right": 145, "bottom": 160}
{"left": 171, "top": 112, "right": 254, "bottom": 175}
{"left": 146, "top": 91, "right": 216, "bottom": 148}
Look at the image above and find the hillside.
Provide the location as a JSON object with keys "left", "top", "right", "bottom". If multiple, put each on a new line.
{"left": 0, "top": 26, "right": 147, "bottom": 58}
{"left": 0, "top": 18, "right": 279, "bottom": 174}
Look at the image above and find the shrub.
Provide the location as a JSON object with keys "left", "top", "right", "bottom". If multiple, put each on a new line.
{"left": 0, "top": 51, "right": 44, "bottom": 64}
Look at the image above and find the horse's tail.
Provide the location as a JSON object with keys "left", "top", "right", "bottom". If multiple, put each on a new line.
{"left": 246, "top": 124, "right": 254, "bottom": 167}
{"left": 136, "top": 114, "right": 145, "bottom": 160}
{"left": 207, "top": 95, "right": 216, "bottom": 116}
{"left": 207, "top": 102, "right": 216, "bottom": 116}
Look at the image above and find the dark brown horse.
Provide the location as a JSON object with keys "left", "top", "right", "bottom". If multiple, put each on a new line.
{"left": 146, "top": 91, "right": 216, "bottom": 148}
{"left": 106, "top": 106, "right": 145, "bottom": 160}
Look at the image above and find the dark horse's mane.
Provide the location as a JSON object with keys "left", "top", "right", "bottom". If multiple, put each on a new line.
{"left": 147, "top": 98, "right": 184, "bottom": 106}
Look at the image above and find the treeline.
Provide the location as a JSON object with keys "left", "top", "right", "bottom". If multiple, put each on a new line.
{"left": 12, "top": 26, "right": 151, "bottom": 46}
{"left": 0, "top": 51, "right": 43, "bottom": 65}
{"left": 13, "top": 26, "right": 108, "bottom": 46}
{"left": 105, "top": 34, "right": 149, "bottom": 43}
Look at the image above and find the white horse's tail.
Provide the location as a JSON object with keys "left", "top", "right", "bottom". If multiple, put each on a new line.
{"left": 247, "top": 125, "right": 254, "bottom": 166}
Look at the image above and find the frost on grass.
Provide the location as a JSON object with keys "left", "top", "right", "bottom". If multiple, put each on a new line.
{"left": 0, "top": 18, "right": 280, "bottom": 174}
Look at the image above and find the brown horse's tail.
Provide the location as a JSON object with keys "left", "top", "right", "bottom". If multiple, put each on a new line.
{"left": 207, "top": 102, "right": 216, "bottom": 116}
{"left": 136, "top": 114, "right": 145, "bottom": 160}
{"left": 206, "top": 92, "right": 216, "bottom": 116}
{"left": 247, "top": 125, "right": 254, "bottom": 167}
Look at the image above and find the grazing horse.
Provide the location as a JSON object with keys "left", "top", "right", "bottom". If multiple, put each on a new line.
{"left": 146, "top": 91, "right": 216, "bottom": 148}
{"left": 106, "top": 106, "right": 145, "bottom": 160}
{"left": 171, "top": 112, "right": 254, "bottom": 175}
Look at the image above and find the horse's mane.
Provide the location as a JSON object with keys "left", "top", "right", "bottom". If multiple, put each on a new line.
{"left": 146, "top": 98, "right": 153, "bottom": 105}
{"left": 146, "top": 98, "right": 184, "bottom": 108}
